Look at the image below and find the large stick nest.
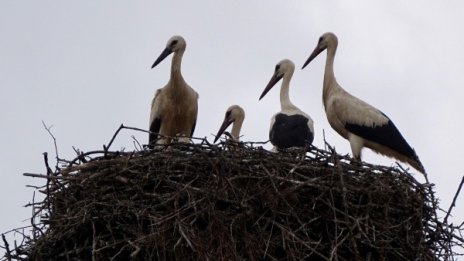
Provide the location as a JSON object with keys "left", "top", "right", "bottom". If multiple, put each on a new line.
{"left": 3, "top": 138, "right": 464, "bottom": 260}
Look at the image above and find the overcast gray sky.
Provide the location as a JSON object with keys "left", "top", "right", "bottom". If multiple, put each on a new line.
{"left": 1, "top": 0, "right": 463, "bottom": 256}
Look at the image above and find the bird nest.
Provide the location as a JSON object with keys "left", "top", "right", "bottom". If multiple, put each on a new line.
{"left": 2, "top": 129, "right": 464, "bottom": 260}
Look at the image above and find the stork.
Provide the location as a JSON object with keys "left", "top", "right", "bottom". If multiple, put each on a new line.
{"left": 259, "top": 59, "right": 314, "bottom": 150}
{"left": 214, "top": 105, "right": 245, "bottom": 143}
{"left": 302, "top": 32, "right": 426, "bottom": 174}
{"left": 149, "top": 35, "right": 199, "bottom": 146}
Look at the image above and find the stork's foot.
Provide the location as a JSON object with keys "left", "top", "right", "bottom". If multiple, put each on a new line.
{"left": 277, "top": 147, "right": 307, "bottom": 158}
{"left": 349, "top": 157, "right": 362, "bottom": 168}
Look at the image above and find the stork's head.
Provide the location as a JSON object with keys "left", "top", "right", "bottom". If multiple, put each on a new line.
{"left": 214, "top": 105, "right": 245, "bottom": 143}
{"left": 302, "top": 32, "right": 338, "bottom": 69}
{"left": 151, "top": 35, "right": 186, "bottom": 69}
{"left": 259, "top": 59, "right": 295, "bottom": 100}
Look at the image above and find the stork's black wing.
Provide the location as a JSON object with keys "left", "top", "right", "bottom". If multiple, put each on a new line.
{"left": 270, "top": 113, "right": 314, "bottom": 149}
{"left": 345, "top": 113, "right": 416, "bottom": 158}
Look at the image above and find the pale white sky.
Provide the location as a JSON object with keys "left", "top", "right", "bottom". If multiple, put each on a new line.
{"left": 1, "top": 1, "right": 463, "bottom": 256}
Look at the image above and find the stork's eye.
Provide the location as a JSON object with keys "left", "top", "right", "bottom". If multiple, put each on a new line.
{"left": 275, "top": 65, "right": 280, "bottom": 72}
{"left": 318, "top": 37, "right": 323, "bottom": 43}
{"left": 170, "top": 40, "right": 178, "bottom": 47}
{"left": 225, "top": 111, "right": 232, "bottom": 118}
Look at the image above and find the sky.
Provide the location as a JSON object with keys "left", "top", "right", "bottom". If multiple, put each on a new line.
{"left": 1, "top": 0, "right": 463, "bottom": 257}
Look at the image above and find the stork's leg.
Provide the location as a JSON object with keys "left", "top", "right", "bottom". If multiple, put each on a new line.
{"left": 348, "top": 134, "right": 364, "bottom": 167}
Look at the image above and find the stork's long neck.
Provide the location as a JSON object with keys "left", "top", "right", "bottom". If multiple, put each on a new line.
{"left": 322, "top": 46, "right": 338, "bottom": 107}
{"left": 230, "top": 118, "right": 243, "bottom": 141}
{"left": 280, "top": 72, "right": 297, "bottom": 111}
{"left": 170, "top": 50, "right": 185, "bottom": 85}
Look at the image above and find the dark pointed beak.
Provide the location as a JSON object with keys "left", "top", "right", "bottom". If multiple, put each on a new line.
{"left": 259, "top": 72, "right": 283, "bottom": 100}
{"left": 214, "top": 118, "right": 233, "bottom": 143}
{"left": 302, "top": 45, "right": 324, "bottom": 69}
{"left": 151, "top": 47, "right": 173, "bottom": 69}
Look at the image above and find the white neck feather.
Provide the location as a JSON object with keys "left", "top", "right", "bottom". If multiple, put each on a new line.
{"left": 230, "top": 117, "right": 243, "bottom": 141}
{"left": 280, "top": 72, "right": 298, "bottom": 111}
{"left": 323, "top": 44, "right": 340, "bottom": 106}
{"left": 170, "top": 50, "right": 185, "bottom": 84}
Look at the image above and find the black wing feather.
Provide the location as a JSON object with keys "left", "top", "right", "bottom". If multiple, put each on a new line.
{"left": 345, "top": 114, "right": 415, "bottom": 158}
{"left": 190, "top": 120, "right": 196, "bottom": 138}
{"left": 149, "top": 118, "right": 162, "bottom": 146}
{"left": 270, "top": 114, "right": 314, "bottom": 149}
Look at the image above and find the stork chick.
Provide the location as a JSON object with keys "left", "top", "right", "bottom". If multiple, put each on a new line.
{"left": 214, "top": 105, "right": 245, "bottom": 143}
{"left": 149, "top": 35, "right": 199, "bottom": 146}
{"left": 260, "top": 59, "right": 314, "bottom": 150}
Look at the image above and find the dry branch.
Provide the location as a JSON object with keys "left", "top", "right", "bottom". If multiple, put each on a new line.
{"left": 444, "top": 176, "right": 464, "bottom": 225}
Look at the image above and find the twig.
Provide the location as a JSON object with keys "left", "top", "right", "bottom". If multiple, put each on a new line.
{"left": 92, "top": 221, "right": 97, "bottom": 261}
{"left": 129, "top": 240, "right": 141, "bottom": 258}
{"left": 1, "top": 226, "right": 33, "bottom": 235}
{"left": 104, "top": 124, "right": 125, "bottom": 156}
{"left": 42, "top": 121, "right": 60, "bottom": 171}
{"left": 23, "top": 172, "right": 79, "bottom": 181}
{"left": 104, "top": 124, "right": 151, "bottom": 155}
{"left": 131, "top": 136, "right": 143, "bottom": 151}
{"left": 2, "top": 234, "right": 11, "bottom": 261}
{"left": 43, "top": 152, "right": 53, "bottom": 213}
{"left": 42, "top": 152, "right": 53, "bottom": 176}
{"left": 444, "top": 176, "right": 464, "bottom": 225}
{"left": 30, "top": 191, "right": 43, "bottom": 238}
{"left": 177, "top": 222, "right": 194, "bottom": 249}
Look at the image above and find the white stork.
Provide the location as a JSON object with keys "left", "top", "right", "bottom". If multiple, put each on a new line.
{"left": 302, "top": 32, "right": 426, "bottom": 174}
{"left": 214, "top": 105, "right": 245, "bottom": 143}
{"left": 149, "top": 35, "right": 199, "bottom": 146}
{"left": 260, "top": 59, "right": 314, "bottom": 150}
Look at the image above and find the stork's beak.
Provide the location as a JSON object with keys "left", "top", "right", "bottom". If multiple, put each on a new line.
{"left": 214, "top": 118, "right": 233, "bottom": 143}
{"left": 302, "top": 45, "right": 324, "bottom": 69}
{"left": 259, "top": 73, "right": 283, "bottom": 100}
{"left": 151, "top": 47, "right": 173, "bottom": 69}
